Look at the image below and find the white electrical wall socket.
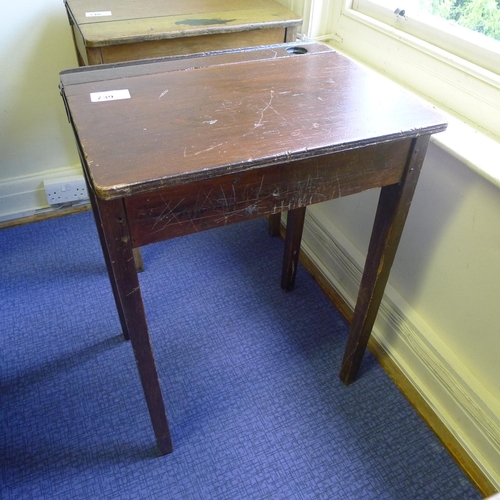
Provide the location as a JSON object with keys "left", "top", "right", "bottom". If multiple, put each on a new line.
{"left": 43, "top": 176, "right": 89, "bottom": 205}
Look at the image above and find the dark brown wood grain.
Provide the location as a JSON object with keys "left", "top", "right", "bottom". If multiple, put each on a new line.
{"left": 124, "top": 139, "right": 412, "bottom": 247}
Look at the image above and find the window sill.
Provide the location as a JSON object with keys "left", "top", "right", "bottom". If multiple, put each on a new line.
{"left": 431, "top": 116, "right": 500, "bottom": 189}
{"left": 340, "top": 9, "right": 500, "bottom": 92}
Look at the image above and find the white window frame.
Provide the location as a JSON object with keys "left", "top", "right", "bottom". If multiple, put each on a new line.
{"left": 353, "top": 0, "right": 500, "bottom": 76}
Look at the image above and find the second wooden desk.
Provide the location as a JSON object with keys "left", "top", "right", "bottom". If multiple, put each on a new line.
{"left": 65, "top": 0, "right": 302, "bottom": 65}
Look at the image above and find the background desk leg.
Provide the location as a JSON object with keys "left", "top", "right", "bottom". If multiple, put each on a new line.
{"left": 339, "top": 135, "right": 431, "bottom": 385}
{"left": 281, "top": 207, "right": 306, "bottom": 291}
{"left": 96, "top": 197, "right": 173, "bottom": 455}
{"left": 268, "top": 213, "right": 282, "bottom": 237}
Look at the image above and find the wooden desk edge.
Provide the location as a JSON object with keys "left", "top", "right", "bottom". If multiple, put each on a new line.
{"left": 84, "top": 130, "right": 446, "bottom": 201}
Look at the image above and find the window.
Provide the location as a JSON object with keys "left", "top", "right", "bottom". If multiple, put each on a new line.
{"left": 353, "top": 0, "right": 500, "bottom": 75}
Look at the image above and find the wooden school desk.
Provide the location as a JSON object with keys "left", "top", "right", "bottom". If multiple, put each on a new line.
{"left": 59, "top": 42, "right": 447, "bottom": 455}
{"left": 64, "top": 0, "right": 302, "bottom": 65}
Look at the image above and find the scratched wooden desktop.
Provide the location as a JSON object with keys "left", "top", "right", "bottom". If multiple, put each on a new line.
{"left": 59, "top": 42, "right": 447, "bottom": 455}
{"left": 64, "top": 0, "right": 301, "bottom": 65}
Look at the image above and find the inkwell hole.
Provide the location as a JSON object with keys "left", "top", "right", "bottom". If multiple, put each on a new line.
{"left": 286, "top": 46, "right": 308, "bottom": 55}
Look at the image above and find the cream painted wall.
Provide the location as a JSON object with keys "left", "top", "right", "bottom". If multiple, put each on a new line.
{"left": 0, "top": 0, "right": 81, "bottom": 219}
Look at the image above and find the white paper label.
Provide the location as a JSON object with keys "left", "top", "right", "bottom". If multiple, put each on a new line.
{"left": 90, "top": 89, "right": 131, "bottom": 102}
{"left": 85, "top": 11, "right": 112, "bottom": 17}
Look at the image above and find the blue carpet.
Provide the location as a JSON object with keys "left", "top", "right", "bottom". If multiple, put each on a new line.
{"left": 1, "top": 212, "right": 480, "bottom": 499}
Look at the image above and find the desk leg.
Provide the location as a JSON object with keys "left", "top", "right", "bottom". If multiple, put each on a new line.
{"left": 268, "top": 213, "right": 282, "bottom": 237}
{"left": 281, "top": 207, "right": 306, "bottom": 291}
{"left": 95, "top": 197, "right": 173, "bottom": 455}
{"left": 80, "top": 160, "right": 131, "bottom": 342}
{"left": 339, "top": 135, "right": 431, "bottom": 385}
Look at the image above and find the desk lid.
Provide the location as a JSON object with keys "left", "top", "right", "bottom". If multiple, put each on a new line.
{"left": 60, "top": 43, "right": 447, "bottom": 200}
{"left": 65, "top": 0, "right": 302, "bottom": 47}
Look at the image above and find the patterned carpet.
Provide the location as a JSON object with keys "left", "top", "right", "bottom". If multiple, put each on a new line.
{"left": 1, "top": 211, "right": 481, "bottom": 499}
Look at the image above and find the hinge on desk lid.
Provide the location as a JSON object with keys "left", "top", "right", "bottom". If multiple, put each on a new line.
{"left": 59, "top": 82, "right": 72, "bottom": 123}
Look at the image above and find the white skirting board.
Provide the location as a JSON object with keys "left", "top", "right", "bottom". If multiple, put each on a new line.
{"left": 299, "top": 205, "right": 500, "bottom": 489}
{"left": 0, "top": 165, "right": 84, "bottom": 223}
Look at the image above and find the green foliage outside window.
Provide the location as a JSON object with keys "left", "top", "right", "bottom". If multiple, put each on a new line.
{"left": 423, "top": 0, "right": 500, "bottom": 40}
